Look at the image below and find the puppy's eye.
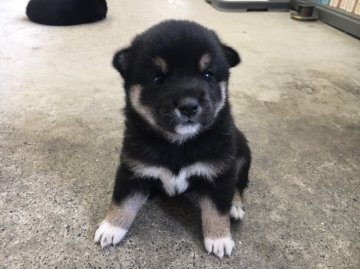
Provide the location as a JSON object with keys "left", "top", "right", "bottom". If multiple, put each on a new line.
{"left": 202, "top": 71, "right": 214, "bottom": 82}
{"left": 152, "top": 74, "right": 165, "bottom": 85}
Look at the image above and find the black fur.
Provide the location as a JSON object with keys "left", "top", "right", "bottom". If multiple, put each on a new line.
{"left": 111, "top": 20, "right": 251, "bottom": 215}
{"left": 26, "top": 0, "right": 107, "bottom": 26}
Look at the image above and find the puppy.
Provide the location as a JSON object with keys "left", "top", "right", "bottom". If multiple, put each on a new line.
{"left": 26, "top": 0, "right": 107, "bottom": 26}
{"left": 94, "top": 20, "right": 251, "bottom": 258}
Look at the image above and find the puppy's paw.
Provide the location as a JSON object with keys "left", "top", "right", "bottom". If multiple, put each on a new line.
{"left": 230, "top": 203, "right": 245, "bottom": 220}
{"left": 94, "top": 220, "right": 127, "bottom": 248}
{"left": 204, "top": 237, "right": 234, "bottom": 258}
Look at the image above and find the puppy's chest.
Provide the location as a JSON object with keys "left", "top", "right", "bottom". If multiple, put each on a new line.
{"left": 127, "top": 160, "right": 221, "bottom": 196}
{"left": 145, "top": 166, "right": 191, "bottom": 196}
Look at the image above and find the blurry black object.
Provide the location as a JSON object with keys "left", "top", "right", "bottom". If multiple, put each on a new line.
{"left": 26, "top": 0, "right": 107, "bottom": 26}
{"left": 290, "top": 2, "right": 317, "bottom": 21}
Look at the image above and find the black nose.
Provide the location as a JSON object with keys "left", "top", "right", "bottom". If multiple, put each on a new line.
{"left": 177, "top": 97, "right": 200, "bottom": 117}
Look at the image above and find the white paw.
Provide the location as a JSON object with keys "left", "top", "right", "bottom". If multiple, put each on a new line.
{"left": 204, "top": 237, "right": 234, "bottom": 258}
{"left": 94, "top": 220, "right": 127, "bottom": 248}
{"left": 230, "top": 204, "right": 245, "bottom": 220}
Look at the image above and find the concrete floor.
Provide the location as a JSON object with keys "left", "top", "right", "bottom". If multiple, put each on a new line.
{"left": 1, "top": 0, "right": 359, "bottom": 268}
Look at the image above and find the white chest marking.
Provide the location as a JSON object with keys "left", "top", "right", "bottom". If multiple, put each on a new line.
{"left": 127, "top": 161, "right": 222, "bottom": 196}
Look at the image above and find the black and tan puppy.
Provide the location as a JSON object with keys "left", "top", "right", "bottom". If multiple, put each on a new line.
{"left": 94, "top": 20, "right": 251, "bottom": 258}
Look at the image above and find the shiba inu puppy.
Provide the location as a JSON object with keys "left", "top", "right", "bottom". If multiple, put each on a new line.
{"left": 95, "top": 20, "right": 251, "bottom": 258}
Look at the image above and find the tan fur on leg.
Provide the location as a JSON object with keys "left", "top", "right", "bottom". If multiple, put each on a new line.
{"left": 200, "top": 197, "right": 230, "bottom": 239}
{"left": 230, "top": 190, "right": 245, "bottom": 220}
{"left": 106, "top": 193, "right": 148, "bottom": 229}
{"left": 232, "top": 190, "right": 243, "bottom": 206}
{"left": 199, "top": 197, "right": 234, "bottom": 258}
{"left": 94, "top": 193, "right": 148, "bottom": 248}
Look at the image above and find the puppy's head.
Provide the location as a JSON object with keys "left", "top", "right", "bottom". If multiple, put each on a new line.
{"left": 113, "top": 20, "right": 240, "bottom": 143}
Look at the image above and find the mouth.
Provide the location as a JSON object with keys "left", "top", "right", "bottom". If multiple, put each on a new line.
{"left": 174, "top": 122, "right": 201, "bottom": 135}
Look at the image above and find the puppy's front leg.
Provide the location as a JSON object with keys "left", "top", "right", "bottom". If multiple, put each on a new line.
{"left": 200, "top": 197, "right": 234, "bottom": 258}
{"left": 94, "top": 193, "right": 148, "bottom": 248}
{"left": 94, "top": 165, "right": 149, "bottom": 248}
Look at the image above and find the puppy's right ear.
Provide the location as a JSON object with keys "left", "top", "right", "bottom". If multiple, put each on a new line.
{"left": 112, "top": 48, "right": 132, "bottom": 78}
{"left": 222, "top": 44, "right": 241, "bottom": 68}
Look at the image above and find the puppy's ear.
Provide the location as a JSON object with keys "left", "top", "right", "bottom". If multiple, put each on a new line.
{"left": 112, "top": 48, "right": 132, "bottom": 78}
{"left": 222, "top": 44, "right": 241, "bottom": 68}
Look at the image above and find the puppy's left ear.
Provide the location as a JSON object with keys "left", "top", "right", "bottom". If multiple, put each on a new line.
{"left": 112, "top": 48, "right": 132, "bottom": 78}
{"left": 222, "top": 44, "right": 241, "bottom": 68}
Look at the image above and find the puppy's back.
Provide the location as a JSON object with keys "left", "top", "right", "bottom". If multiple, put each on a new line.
{"left": 26, "top": 0, "right": 107, "bottom": 26}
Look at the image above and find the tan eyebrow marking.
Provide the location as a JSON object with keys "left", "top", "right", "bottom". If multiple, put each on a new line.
{"left": 153, "top": 57, "right": 168, "bottom": 73}
{"left": 199, "top": 53, "right": 211, "bottom": 71}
